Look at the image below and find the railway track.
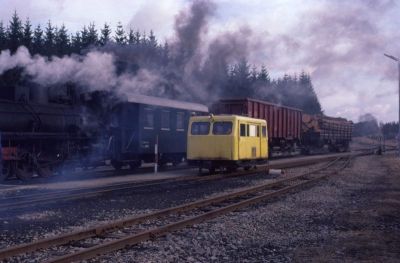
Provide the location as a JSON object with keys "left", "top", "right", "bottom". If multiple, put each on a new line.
{"left": 0, "top": 167, "right": 267, "bottom": 211}
{"left": 0, "top": 154, "right": 353, "bottom": 262}
{"left": 0, "top": 152, "right": 360, "bottom": 211}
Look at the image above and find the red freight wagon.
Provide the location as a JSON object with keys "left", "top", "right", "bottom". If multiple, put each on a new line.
{"left": 212, "top": 98, "right": 303, "bottom": 153}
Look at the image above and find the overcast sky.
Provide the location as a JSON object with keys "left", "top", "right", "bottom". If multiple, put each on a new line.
{"left": 0, "top": 0, "right": 399, "bottom": 123}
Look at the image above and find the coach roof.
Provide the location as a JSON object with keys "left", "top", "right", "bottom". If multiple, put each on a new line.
{"left": 127, "top": 94, "right": 209, "bottom": 112}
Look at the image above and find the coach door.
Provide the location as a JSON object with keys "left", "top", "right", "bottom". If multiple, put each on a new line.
{"left": 238, "top": 122, "right": 261, "bottom": 160}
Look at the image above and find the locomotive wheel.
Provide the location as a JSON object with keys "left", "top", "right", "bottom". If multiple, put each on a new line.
{"left": 16, "top": 164, "right": 33, "bottom": 181}
{"left": 244, "top": 165, "right": 251, "bottom": 171}
{"left": 37, "top": 166, "right": 53, "bottom": 178}
{"left": 0, "top": 164, "right": 11, "bottom": 182}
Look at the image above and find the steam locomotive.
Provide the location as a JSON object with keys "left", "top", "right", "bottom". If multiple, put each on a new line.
{"left": 0, "top": 84, "right": 208, "bottom": 181}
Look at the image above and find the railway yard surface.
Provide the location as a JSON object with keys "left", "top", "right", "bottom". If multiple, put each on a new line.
{"left": 0, "top": 152, "right": 351, "bottom": 195}
{"left": 0, "top": 144, "right": 399, "bottom": 262}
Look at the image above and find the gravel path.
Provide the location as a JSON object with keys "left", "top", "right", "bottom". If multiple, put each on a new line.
{"left": 93, "top": 154, "right": 400, "bottom": 262}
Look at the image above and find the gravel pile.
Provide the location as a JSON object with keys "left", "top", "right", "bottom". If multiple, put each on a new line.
{"left": 94, "top": 154, "right": 400, "bottom": 262}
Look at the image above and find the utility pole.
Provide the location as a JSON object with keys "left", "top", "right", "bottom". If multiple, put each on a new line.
{"left": 384, "top": 53, "right": 400, "bottom": 157}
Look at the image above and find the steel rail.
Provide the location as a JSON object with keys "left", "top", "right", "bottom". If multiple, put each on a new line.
{"left": 0, "top": 153, "right": 350, "bottom": 211}
{"left": 0, "top": 167, "right": 264, "bottom": 211}
{"left": 0, "top": 156, "right": 350, "bottom": 261}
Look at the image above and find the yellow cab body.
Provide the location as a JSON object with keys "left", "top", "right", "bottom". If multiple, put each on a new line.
{"left": 187, "top": 115, "right": 268, "bottom": 162}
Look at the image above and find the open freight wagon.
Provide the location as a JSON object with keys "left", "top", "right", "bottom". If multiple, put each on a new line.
{"left": 212, "top": 98, "right": 303, "bottom": 155}
{"left": 302, "top": 114, "right": 353, "bottom": 152}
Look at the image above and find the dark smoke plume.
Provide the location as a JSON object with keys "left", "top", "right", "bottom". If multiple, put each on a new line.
{"left": 0, "top": 0, "right": 259, "bottom": 105}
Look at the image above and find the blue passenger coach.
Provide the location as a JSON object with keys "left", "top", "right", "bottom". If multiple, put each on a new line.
{"left": 108, "top": 95, "right": 208, "bottom": 170}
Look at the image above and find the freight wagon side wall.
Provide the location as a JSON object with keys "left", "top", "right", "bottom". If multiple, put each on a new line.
{"left": 213, "top": 99, "right": 302, "bottom": 142}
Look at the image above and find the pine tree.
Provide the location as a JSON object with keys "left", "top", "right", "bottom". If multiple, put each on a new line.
{"left": 140, "top": 31, "right": 147, "bottom": 45}
{"left": 7, "top": 11, "right": 23, "bottom": 53}
{"left": 44, "top": 20, "right": 56, "bottom": 56}
{"left": 148, "top": 30, "right": 157, "bottom": 47}
{"left": 86, "top": 23, "right": 98, "bottom": 46}
{"left": 250, "top": 66, "right": 258, "bottom": 82}
{"left": 134, "top": 31, "right": 141, "bottom": 45}
{"left": 128, "top": 29, "right": 135, "bottom": 44}
{"left": 80, "top": 26, "right": 89, "bottom": 48}
{"left": 22, "top": 18, "right": 33, "bottom": 51}
{"left": 114, "top": 22, "right": 126, "bottom": 44}
{"left": 55, "top": 24, "right": 69, "bottom": 56}
{"left": 99, "top": 23, "right": 111, "bottom": 45}
{"left": 299, "top": 71, "right": 322, "bottom": 114}
{"left": 71, "top": 31, "right": 82, "bottom": 54}
{"left": 0, "top": 21, "right": 6, "bottom": 51}
{"left": 258, "top": 65, "right": 270, "bottom": 84}
{"left": 229, "top": 59, "right": 252, "bottom": 98}
{"left": 32, "top": 24, "right": 44, "bottom": 54}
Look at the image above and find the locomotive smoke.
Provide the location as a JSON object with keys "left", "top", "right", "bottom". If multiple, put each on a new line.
{"left": 0, "top": 48, "right": 117, "bottom": 90}
{"left": 0, "top": 0, "right": 255, "bottom": 104}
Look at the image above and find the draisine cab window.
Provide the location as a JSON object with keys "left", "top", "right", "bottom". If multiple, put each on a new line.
{"left": 191, "top": 122, "right": 210, "bottom": 135}
{"left": 249, "top": 124, "right": 258, "bottom": 137}
{"left": 212, "top": 122, "right": 233, "bottom": 135}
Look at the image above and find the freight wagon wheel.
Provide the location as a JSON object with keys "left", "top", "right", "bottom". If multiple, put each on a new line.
{"left": 15, "top": 163, "right": 33, "bottom": 181}
{"left": 129, "top": 161, "right": 141, "bottom": 170}
{"left": 111, "top": 160, "right": 123, "bottom": 170}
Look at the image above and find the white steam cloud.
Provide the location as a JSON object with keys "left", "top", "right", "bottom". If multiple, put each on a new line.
{"left": 0, "top": 46, "right": 165, "bottom": 100}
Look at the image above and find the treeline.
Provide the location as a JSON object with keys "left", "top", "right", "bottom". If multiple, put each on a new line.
{"left": 0, "top": 12, "right": 159, "bottom": 56}
{"left": 353, "top": 113, "right": 399, "bottom": 139}
{"left": 381, "top": 122, "right": 399, "bottom": 139}
{"left": 0, "top": 12, "right": 322, "bottom": 114}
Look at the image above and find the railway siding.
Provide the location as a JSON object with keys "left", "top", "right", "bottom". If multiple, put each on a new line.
{"left": 97, "top": 154, "right": 399, "bottom": 262}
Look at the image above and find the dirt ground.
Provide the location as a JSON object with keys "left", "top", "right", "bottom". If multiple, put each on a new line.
{"left": 292, "top": 153, "right": 400, "bottom": 262}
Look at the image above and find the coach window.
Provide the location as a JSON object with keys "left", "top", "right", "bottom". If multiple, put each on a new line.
{"left": 240, "top": 124, "right": 246, "bottom": 136}
{"left": 144, "top": 108, "right": 154, "bottom": 129}
{"left": 249, "top": 124, "right": 257, "bottom": 137}
{"left": 212, "top": 122, "right": 233, "bottom": 135}
{"left": 161, "top": 110, "right": 170, "bottom": 130}
{"left": 262, "top": 126, "right": 267, "bottom": 137}
{"left": 191, "top": 122, "right": 210, "bottom": 135}
{"left": 176, "top": 112, "right": 185, "bottom": 131}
